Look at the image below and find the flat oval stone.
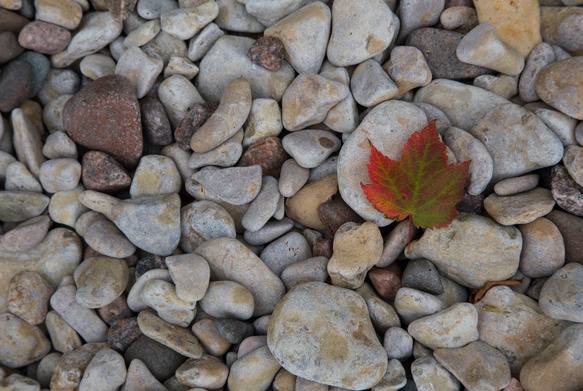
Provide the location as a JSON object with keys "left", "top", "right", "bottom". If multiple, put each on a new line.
{"left": 394, "top": 287, "right": 446, "bottom": 324}
{"left": 539, "top": 263, "right": 583, "bottom": 323}
{"left": 281, "top": 256, "right": 329, "bottom": 291}
{"left": 11, "top": 108, "right": 45, "bottom": 178}
{"left": 242, "top": 175, "right": 281, "bottom": 232}
{"left": 74, "top": 256, "right": 129, "bottom": 308}
{"left": 475, "top": 286, "right": 570, "bottom": 375}
{"left": 338, "top": 101, "right": 427, "bottom": 225}
{"left": 0, "top": 312, "right": 51, "bottom": 368}
{"left": 282, "top": 129, "right": 341, "bottom": 169}
{"left": 406, "top": 213, "right": 522, "bottom": 289}
{"left": 84, "top": 218, "right": 135, "bottom": 258}
{"left": 278, "top": 159, "right": 309, "bottom": 198}
{"left": 484, "top": 187, "right": 555, "bottom": 226}
{"left": 494, "top": 174, "right": 539, "bottom": 196}
{"left": 196, "top": 237, "right": 286, "bottom": 316}
{"left": 138, "top": 310, "right": 203, "bottom": 359}
{"left": 268, "top": 282, "right": 387, "bottom": 389}
{"left": 160, "top": 2, "right": 219, "bottom": 40}
{"left": 469, "top": 104, "right": 563, "bottom": 182}
{"left": 63, "top": 75, "right": 143, "bottom": 168}
{"left": 18, "top": 21, "right": 71, "bottom": 55}
{"left": 192, "top": 165, "right": 262, "bottom": 205}
{"left": 327, "top": 0, "right": 397, "bottom": 67}
{"left": 227, "top": 346, "right": 281, "bottom": 391}
{"left": 411, "top": 356, "right": 461, "bottom": 391}
{"left": 536, "top": 54, "right": 583, "bottom": 120}
{"left": 39, "top": 158, "right": 81, "bottom": 193}
{"left": 45, "top": 310, "right": 82, "bottom": 353}
{"left": 176, "top": 355, "right": 229, "bottom": 389}
{"left": 188, "top": 138, "right": 242, "bottom": 170}
{"left": 520, "top": 324, "right": 583, "bottom": 391}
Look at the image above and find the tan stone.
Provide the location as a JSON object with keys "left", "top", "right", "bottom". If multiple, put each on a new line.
{"left": 474, "top": 0, "right": 542, "bottom": 58}
{"left": 228, "top": 346, "right": 281, "bottom": 391}
{"left": 0, "top": 312, "right": 51, "bottom": 368}
{"left": 285, "top": 174, "right": 338, "bottom": 230}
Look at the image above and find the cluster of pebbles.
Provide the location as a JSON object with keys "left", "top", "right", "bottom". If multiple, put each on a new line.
{"left": 1, "top": 0, "right": 583, "bottom": 390}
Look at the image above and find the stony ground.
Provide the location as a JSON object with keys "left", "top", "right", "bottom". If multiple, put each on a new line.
{"left": 0, "top": 0, "right": 583, "bottom": 390}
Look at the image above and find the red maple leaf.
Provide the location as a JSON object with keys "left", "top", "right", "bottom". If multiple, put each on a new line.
{"left": 361, "top": 121, "right": 470, "bottom": 250}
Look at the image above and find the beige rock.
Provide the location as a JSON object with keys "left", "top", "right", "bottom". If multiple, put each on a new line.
{"left": 273, "top": 368, "right": 296, "bottom": 391}
{"left": 473, "top": 0, "right": 542, "bottom": 58}
{"left": 327, "top": 221, "right": 383, "bottom": 289}
{"left": 410, "top": 357, "right": 460, "bottom": 391}
{"left": 0, "top": 228, "right": 82, "bottom": 313}
{"left": 4, "top": 161, "right": 42, "bottom": 192}
{"left": 45, "top": 311, "right": 82, "bottom": 353}
{"left": 164, "top": 55, "right": 199, "bottom": 79}
{"left": 540, "top": 6, "right": 583, "bottom": 56}
{"left": 285, "top": 174, "right": 338, "bottom": 230}
{"left": 160, "top": 2, "right": 219, "bottom": 40}
{"left": 124, "top": 358, "right": 167, "bottom": 391}
{"left": 228, "top": 346, "right": 281, "bottom": 391}
{"left": 243, "top": 98, "right": 283, "bottom": 147}
{"left": 191, "top": 318, "right": 231, "bottom": 356}
{"left": 476, "top": 286, "right": 570, "bottom": 376}
{"left": 142, "top": 279, "right": 196, "bottom": 327}
{"left": 536, "top": 57, "right": 583, "bottom": 120}
{"left": 50, "top": 343, "right": 109, "bottom": 391}
{"left": 176, "top": 355, "right": 229, "bottom": 389}
{"left": 518, "top": 217, "right": 565, "bottom": 278}
{"left": 165, "top": 253, "right": 210, "bottom": 303}
{"left": 356, "top": 283, "right": 400, "bottom": 335}
{"left": 138, "top": 310, "right": 203, "bottom": 358}
{"left": 74, "top": 256, "right": 129, "bottom": 308}
{"left": 83, "top": 218, "right": 135, "bottom": 258}
{"left": 199, "top": 280, "right": 254, "bottom": 320}
{"left": 127, "top": 269, "right": 172, "bottom": 312}
{"left": 123, "top": 19, "right": 161, "bottom": 47}
{"left": 129, "top": 155, "right": 181, "bottom": 197}
{"left": 473, "top": 74, "right": 518, "bottom": 99}
{"left": 0, "top": 312, "right": 51, "bottom": 368}
{"left": 191, "top": 77, "right": 252, "bottom": 153}
{"left": 0, "top": 215, "right": 51, "bottom": 253}
{"left": 494, "top": 174, "right": 539, "bottom": 196}
{"left": 35, "top": 0, "right": 83, "bottom": 30}
{"left": 115, "top": 46, "right": 163, "bottom": 99}
{"left": 7, "top": 271, "right": 53, "bottom": 325}
{"left": 11, "top": 108, "right": 45, "bottom": 179}
{"left": 484, "top": 187, "right": 555, "bottom": 226}
{"left": 384, "top": 46, "right": 432, "bottom": 97}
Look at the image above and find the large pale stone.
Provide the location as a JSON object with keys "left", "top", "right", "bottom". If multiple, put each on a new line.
{"left": 406, "top": 213, "right": 522, "bottom": 289}
{"left": 268, "top": 282, "right": 388, "bottom": 390}
{"left": 536, "top": 57, "right": 583, "bottom": 120}
{"left": 484, "top": 188, "right": 556, "bottom": 225}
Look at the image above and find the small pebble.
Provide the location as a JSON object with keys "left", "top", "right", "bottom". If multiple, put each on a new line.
{"left": 484, "top": 187, "right": 556, "bottom": 226}
{"left": 242, "top": 98, "right": 283, "bottom": 147}
{"left": 165, "top": 253, "right": 210, "bottom": 302}
{"left": 180, "top": 200, "right": 236, "bottom": 252}
{"left": 401, "top": 259, "right": 444, "bottom": 295}
{"left": 238, "top": 136, "right": 288, "bottom": 178}
{"left": 73, "top": 256, "right": 129, "bottom": 308}
{"left": 4, "top": 161, "right": 42, "bottom": 192}
{"left": 411, "top": 356, "right": 461, "bottom": 391}
{"left": 130, "top": 154, "right": 181, "bottom": 197}
{"left": 351, "top": 59, "right": 398, "bottom": 108}
{"left": 107, "top": 317, "right": 142, "bottom": 353}
{"left": 260, "top": 231, "right": 312, "bottom": 276}
{"left": 191, "top": 318, "right": 231, "bottom": 356}
{"left": 50, "top": 342, "right": 109, "bottom": 391}
{"left": 243, "top": 217, "right": 294, "bottom": 246}
{"left": 384, "top": 46, "right": 432, "bottom": 97}
{"left": 7, "top": 271, "right": 53, "bottom": 326}
{"left": 242, "top": 176, "right": 282, "bottom": 232}
{"left": 193, "top": 165, "right": 262, "bottom": 205}
{"left": 176, "top": 355, "right": 229, "bottom": 389}
{"left": 199, "top": 280, "right": 255, "bottom": 320}
{"left": 282, "top": 129, "right": 341, "bottom": 169}
{"left": 383, "top": 327, "right": 413, "bottom": 361}
{"left": 369, "top": 264, "right": 402, "bottom": 302}
{"left": 123, "top": 335, "right": 186, "bottom": 381}
{"left": 494, "top": 174, "right": 540, "bottom": 196}
{"left": 215, "top": 318, "right": 254, "bottom": 344}
{"left": 248, "top": 36, "right": 285, "bottom": 71}
{"left": 142, "top": 279, "right": 196, "bottom": 327}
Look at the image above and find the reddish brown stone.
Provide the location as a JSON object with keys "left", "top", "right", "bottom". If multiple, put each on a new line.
{"left": 368, "top": 264, "right": 402, "bottom": 302}
{"left": 238, "top": 136, "right": 288, "bottom": 177}
{"left": 135, "top": 254, "right": 167, "bottom": 280}
{"left": 97, "top": 293, "right": 134, "bottom": 325}
{"left": 82, "top": 151, "right": 132, "bottom": 193}
{"left": 248, "top": 36, "right": 285, "bottom": 71}
{"left": 546, "top": 209, "right": 583, "bottom": 265}
{"left": 63, "top": 75, "right": 143, "bottom": 168}
{"left": 503, "top": 378, "right": 524, "bottom": 391}
{"left": 108, "top": 317, "right": 143, "bottom": 352}
{"left": 174, "top": 103, "right": 217, "bottom": 150}
{"left": 456, "top": 192, "right": 484, "bottom": 215}
{"left": 0, "top": 9, "right": 30, "bottom": 34}
{"left": 551, "top": 165, "right": 583, "bottom": 217}
{"left": 0, "top": 59, "right": 32, "bottom": 113}
{"left": 313, "top": 237, "right": 332, "bottom": 258}
{"left": 18, "top": 21, "right": 71, "bottom": 55}
{"left": 140, "top": 96, "right": 173, "bottom": 146}
{"left": 318, "top": 198, "right": 364, "bottom": 235}
{"left": 0, "top": 31, "right": 24, "bottom": 64}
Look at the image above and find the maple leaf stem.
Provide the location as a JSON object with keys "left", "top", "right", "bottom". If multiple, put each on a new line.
{"left": 408, "top": 214, "right": 412, "bottom": 252}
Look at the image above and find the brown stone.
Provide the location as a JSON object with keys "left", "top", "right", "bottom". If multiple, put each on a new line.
{"left": 17, "top": 21, "right": 71, "bottom": 55}
{"left": 0, "top": 59, "right": 32, "bottom": 113}
{"left": 317, "top": 198, "right": 364, "bottom": 235}
{"left": 368, "top": 264, "right": 402, "bottom": 301}
{"left": 0, "top": 31, "right": 24, "bottom": 64}
{"left": 140, "top": 96, "right": 173, "bottom": 146}
{"left": 106, "top": 0, "right": 138, "bottom": 21}
{"left": 248, "top": 36, "right": 286, "bottom": 71}
{"left": 7, "top": 271, "right": 53, "bottom": 325}
{"left": 63, "top": 75, "right": 143, "bottom": 168}
{"left": 82, "top": 151, "right": 132, "bottom": 193}
{"left": 0, "top": 9, "right": 30, "bottom": 34}
{"left": 313, "top": 237, "right": 332, "bottom": 258}
{"left": 84, "top": 246, "right": 103, "bottom": 260}
{"left": 546, "top": 209, "right": 583, "bottom": 265}
{"left": 456, "top": 192, "right": 485, "bottom": 215}
{"left": 174, "top": 103, "right": 217, "bottom": 150}
{"left": 97, "top": 293, "right": 134, "bottom": 326}
{"left": 551, "top": 165, "right": 583, "bottom": 217}
{"left": 108, "top": 316, "right": 142, "bottom": 352}
{"left": 238, "top": 136, "right": 288, "bottom": 178}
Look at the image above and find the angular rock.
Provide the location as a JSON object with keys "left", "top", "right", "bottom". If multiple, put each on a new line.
{"left": 351, "top": 59, "right": 398, "bottom": 108}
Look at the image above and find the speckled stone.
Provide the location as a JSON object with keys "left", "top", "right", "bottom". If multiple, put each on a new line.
{"left": 484, "top": 188, "right": 556, "bottom": 226}
{"left": 248, "top": 36, "right": 285, "bottom": 71}
{"left": 74, "top": 256, "right": 129, "bottom": 308}
{"left": 82, "top": 151, "right": 131, "bottom": 193}
{"left": 0, "top": 312, "right": 50, "bottom": 368}
{"left": 551, "top": 165, "right": 583, "bottom": 217}
{"left": 174, "top": 102, "right": 216, "bottom": 150}
{"left": 108, "top": 317, "right": 142, "bottom": 352}
{"left": 63, "top": 75, "right": 143, "bottom": 168}
{"left": 50, "top": 343, "right": 109, "bottom": 391}
{"left": 238, "top": 136, "right": 288, "bottom": 178}
{"left": 0, "top": 60, "right": 32, "bottom": 113}
{"left": 7, "top": 271, "right": 53, "bottom": 325}
{"left": 18, "top": 21, "right": 71, "bottom": 55}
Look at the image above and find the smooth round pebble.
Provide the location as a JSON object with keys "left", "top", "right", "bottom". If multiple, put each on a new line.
{"left": 383, "top": 327, "right": 413, "bottom": 361}
{"left": 176, "top": 355, "right": 229, "bottom": 389}
{"left": 199, "top": 281, "right": 255, "bottom": 320}
{"left": 73, "top": 256, "right": 129, "bottom": 308}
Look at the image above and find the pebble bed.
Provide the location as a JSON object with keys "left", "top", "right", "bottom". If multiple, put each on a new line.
{"left": 0, "top": 0, "right": 583, "bottom": 390}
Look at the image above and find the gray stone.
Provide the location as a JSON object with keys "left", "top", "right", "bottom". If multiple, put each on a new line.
{"left": 264, "top": 2, "right": 330, "bottom": 74}
{"left": 127, "top": 269, "right": 172, "bottom": 313}
{"left": 42, "top": 94, "right": 71, "bottom": 133}
{"left": 371, "top": 359, "right": 407, "bottom": 391}
{"left": 36, "top": 352, "right": 62, "bottom": 388}
{"left": 533, "top": 106, "right": 578, "bottom": 146}
{"left": 242, "top": 176, "right": 281, "bottom": 232}
{"left": 130, "top": 155, "right": 181, "bottom": 197}
{"left": 518, "top": 217, "right": 565, "bottom": 278}
{"left": 327, "top": 0, "right": 398, "bottom": 66}
{"left": 469, "top": 104, "right": 563, "bottom": 182}
{"left": 520, "top": 324, "right": 583, "bottom": 391}
{"left": 394, "top": 288, "right": 446, "bottom": 324}
{"left": 434, "top": 341, "right": 511, "bottom": 391}
{"left": 398, "top": 0, "right": 444, "bottom": 42}
{"left": 406, "top": 213, "right": 522, "bottom": 289}
{"left": 494, "top": 174, "right": 539, "bottom": 196}
{"left": 473, "top": 74, "right": 518, "bottom": 99}
{"left": 79, "top": 190, "right": 181, "bottom": 256}
{"left": 11, "top": 108, "right": 45, "bottom": 179}
{"left": 539, "top": 263, "right": 583, "bottom": 322}
{"left": 282, "top": 129, "right": 341, "bottom": 168}
{"left": 188, "top": 138, "right": 242, "bottom": 170}
{"left": 158, "top": 74, "right": 205, "bottom": 128}
{"left": 50, "top": 284, "right": 109, "bottom": 342}
{"left": 48, "top": 185, "right": 87, "bottom": 228}
{"left": 280, "top": 256, "right": 329, "bottom": 290}
{"left": 196, "top": 35, "right": 295, "bottom": 102}
{"left": 187, "top": 22, "right": 224, "bottom": 62}
{"left": 79, "top": 347, "right": 126, "bottom": 391}
{"left": 45, "top": 310, "right": 82, "bottom": 353}
{"left": 402, "top": 259, "right": 444, "bottom": 295}
{"left": 242, "top": 98, "right": 283, "bottom": 147}
{"left": 350, "top": 59, "right": 398, "bottom": 107}
{"left": 564, "top": 145, "right": 583, "bottom": 187}
{"left": 123, "top": 19, "right": 160, "bottom": 48}
{"left": 161, "top": 2, "right": 219, "bottom": 40}
{"left": 84, "top": 219, "right": 135, "bottom": 258}
{"left": 38, "top": 158, "right": 81, "bottom": 193}
{"left": 439, "top": 5, "right": 478, "bottom": 33}
{"left": 281, "top": 73, "right": 349, "bottom": 131}
{"left": 4, "top": 161, "right": 42, "bottom": 192}
{"left": 278, "top": 159, "right": 310, "bottom": 197}
{"left": 320, "top": 64, "right": 359, "bottom": 133}
{"left": 42, "top": 131, "right": 77, "bottom": 159}
{"left": 193, "top": 165, "right": 262, "bottom": 205}
{"left": 383, "top": 327, "right": 413, "bottom": 361}
{"left": 536, "top": 57, "right": 583, "bottom": 120}
{"left": 123, "top": 358, "right": 167, "bottom": 391}
{"left": 165, "top": 253, "right": 210, "bottom": 303}
{"left": 0, "top": 215, "right": 51, "bottom": 254}
{"left": 215, "top": 0, "right": 264, "bottom": 33}
{"left": 199, "top": 280, "right": 255, "bottom": 320}
{"left": 377, "top": 220, "right": 418, "bottom": 267}
{"left": 484, "top": 187, "right": 556, "bottom": 226}
{"left": 74, "top": 256, "right": 129, "bottom": 308}
{"left": 411, "top": 357, "right": 460, "bottom": 391}
{"left": 142, "top": 279, "right": 196, "bottom": 327}
{"left": 456, "top": 23, "right": 524, "bottom": 75}
{"left": 519, "top": 42, "right": 556, "bottom": 102}
{"left": 37, "top": 68, "right": 79, "bottom": 105}
{"left": 79, "top": 54, "right": 116, "bottom": 80}
{"left": 475, "top": 286, "right": 571, "bottom": 376}
{"left": 384, "top": 46, "right": 432, "bottom": 97}
{"left": 338, "top": 101, "right": 428, "bottom": 225}
{"left": 244, "top": 217, "right": 294, "bottom": 245}
{"left": 137, "top": 0, "right": 177, "bottom": 19}
{"left": 0, "top": 312, "right": 51, "bottom": 368}
{"left": 142, "top": 31, "right": 188, "bottom": 65}
{"left": 227, "top": 346, "right": 281, "bottom": 391}
{"left": 180, "top": 200, "right": 236, "bottom": 252}
{"left": 356, "top": 283, "right": 401, "bottom": 335}
{"left": 260, "top": 231, "right": 312, "bottom": 276}
{"left": 267, "top": 282, "right": 388, "bottom": 389}
{"left": 50, "top": 343, "right": 109, "bottom": 391}
{"left": 191, "top": 318, "right": 232, "bottom": 357}
{"left": 115, "top": 46, "right": 163, "bottom": 99}
{"left": 161, "top": 143, "right": 196, "bottom": 181}
{"left": 196, "top": 237, "right": 286, "bottom": 316}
